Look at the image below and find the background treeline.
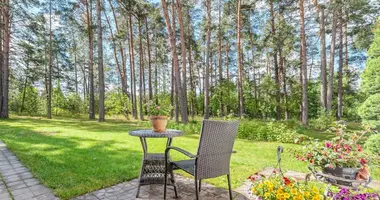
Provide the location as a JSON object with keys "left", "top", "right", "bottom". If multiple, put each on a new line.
{"left": 0, "top": 0, "right": 379, "bottom": 125}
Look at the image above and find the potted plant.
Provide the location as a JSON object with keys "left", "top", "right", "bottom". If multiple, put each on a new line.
{"left": 293, "top": 122, "right": 379, "bottom": 182}
{"left": 146, "top": 100, "right": 171, "bottom": 132}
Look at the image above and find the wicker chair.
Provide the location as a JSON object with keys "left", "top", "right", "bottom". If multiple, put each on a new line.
{"left": 164, "top": 120, "right": 239, "bottom": 200}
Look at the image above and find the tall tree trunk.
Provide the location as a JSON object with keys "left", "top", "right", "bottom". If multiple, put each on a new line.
{"left": 138, "top": 19, "right": 144, "bottom": 121}
{"left": 237, "top": 0, "right": 244, "bottom": 118}
{"left": 104, "top": 10, "right": 124, "bottom": 89}
{"left": 20, "top": 65, "right": 28, "bottom": 114}
{"left": 204, "top": 0, "right": 211, "bottom": 119}
{"left": 313, "top": 0, "right": 327, "bottom": 110}
{"left": 337, "top": 9, "right": 343, "bottom": 119}
{"left": 170, "top": 59, "right": 175, "bottom": 120}
{"left": 0, "top": 4, "right": 3, "bottom": 115}
{"left": 248, "top": 20, "right": 257, "bottom": 115}
{"left": 81, "top": 65, "right": 87, "bottom": 103}
{"left": 154, "top": 43, "right": 159, "bottom": 105}
{"left": 74, "top": 40, "right": 78, "bottom": 95}
{"left": 128, "top": 14, "right": 138, "bottom": 119}
{"left": 144, "top": 17, "right": 153, "bottom": 101}
{"left": 300, "top": 0, "right": 308, "bottom": 125}
{"left": 171, "top": 0, "right": 179, "bottom": 122}
{"left": 47, "top": 0, "right": 52, "bottom": 119}
{"left": 226, "top": 43, "right": 230, "bottom": 81}
{"left": 97, "top": 0, "right": 105, "bottom": 122}
{"left": 218, "top": 0, "right": 223, "bottom": 118}
{"left": 344, "top": 11, "right": 349, "bottom": 72}
{"left": 176, "top": 0, "right": 188, "bottom": 123}
{"left": 187, "top": 10, "right": 195, "bottom": 121}
{"left": 86, "top": 0, "right": 95, "bottom": 120}
{"left": 281, "top": 56, "right": 289, "bottom": 120}
{"left": 108, "top": 0, "right": 128, "bottom": 95}
{"left": 270, "top": 0, "right": 281, "bottom": 120}
{"left": 327, "top": 0, "right": 338, "bottom": 113}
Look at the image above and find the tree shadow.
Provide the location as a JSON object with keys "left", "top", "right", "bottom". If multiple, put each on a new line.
{"left": 0, "top": 123, "right": 145, "bottom": 199}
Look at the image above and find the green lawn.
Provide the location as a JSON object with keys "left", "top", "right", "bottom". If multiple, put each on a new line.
{"left": 0, "top": 116, "right": 378, "bottom": 199}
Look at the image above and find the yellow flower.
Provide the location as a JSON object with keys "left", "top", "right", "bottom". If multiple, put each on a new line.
{"left": 304, "top": 191, "right": 311, "bottom": 197}
{"left": 251, "top": 188, "right": 256, "bottom": 194}
{"left": 283, "top": 193, "right": 290, "bottom": 199}
{"left": 294, "top": 197, "right": 302, "bottom": 200}
{"left": 276, "top": 193, "right": 282, "bottom": 199}
{"left": 277, "top": 189, "right": 284, "bottom": 195}
{"left": 291, "top": 188, "right": 298, "bottom": 195}
{"left": 312, "top": 195, "right": 321, "bottom": 200}
{"left": 312, "top": 186, "right": 319, "bottom": 194}
{"left": 264, "top": 193, "right": 270, "bottom": 198}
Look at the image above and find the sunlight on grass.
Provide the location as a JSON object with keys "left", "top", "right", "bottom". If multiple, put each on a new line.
{"left": 0, "top": 116, "right": 378, "bottom": 199}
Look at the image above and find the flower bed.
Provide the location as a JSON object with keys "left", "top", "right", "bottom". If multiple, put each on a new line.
{"left": 327, "top": 187, "right": 379, "bottom": 200}
{"left": 248, "top": 171, "right": 323, "bottom": 200}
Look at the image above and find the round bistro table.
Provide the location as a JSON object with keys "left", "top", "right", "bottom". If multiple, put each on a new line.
{"left": 129, "top": 129, "right": 184, "bottom": 198}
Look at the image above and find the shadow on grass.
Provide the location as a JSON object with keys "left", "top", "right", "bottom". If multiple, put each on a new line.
{"left": 1, "top": 117, "right": 147, "bottom": 134}
{"left": 0, "top": 122, "right": 145, "bottom": 199}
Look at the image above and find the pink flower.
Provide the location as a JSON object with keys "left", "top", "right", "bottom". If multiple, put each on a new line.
{"left": 156, "top": 106, "right": 161, "bottom": 110}
{"left": 357, "top": 145, "right": 363, "bottom": 152}
{"left": 344, "top": 144, "right": 352, "bottom": 153}
{"left": 360, "top": 159, "right": 367, "bottom": 165}
{"left": 325, "top": 142, "right": 333, "bottom": 148}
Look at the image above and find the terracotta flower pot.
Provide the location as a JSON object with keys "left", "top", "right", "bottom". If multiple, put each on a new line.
{"left": 150, "top": 116, "right": 168, "bottom": 132}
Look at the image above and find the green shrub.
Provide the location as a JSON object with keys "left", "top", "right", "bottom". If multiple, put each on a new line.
{"left": 365, "top": 134, "right": 380, "bottom": 155}
{"left": 358, "top": 94, "right": 380, "bottom": 121}
{"left": 167, "top": 121, "right": 201, "bottom": 135}
{"left": 163, "top": 120, "right": 309, "bottom": 144}
{"left": 237, "top": 120, "right": 309, "bottom": 143}
{"left": 310, "top": 112, "right": 335, "bottom": 130}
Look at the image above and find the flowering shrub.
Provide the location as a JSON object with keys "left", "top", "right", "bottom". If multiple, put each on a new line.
{"left": 146, "top": 100, "right": 171, "bottom": 116}
{"left": 293, "top": 123, "right": 380, "bottom": 169}
{"left": 327, "top": 187, "right": 379, "bottom": 200}
{"left": 248, "top": 172, "right": 323, "bottom": 200}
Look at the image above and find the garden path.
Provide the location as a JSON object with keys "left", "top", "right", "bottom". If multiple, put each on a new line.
{"left": 71, "top": 176, "right": 249, "bottom": 200}
{"left": 0, "top": 141, "right": 58, "bottom": 200}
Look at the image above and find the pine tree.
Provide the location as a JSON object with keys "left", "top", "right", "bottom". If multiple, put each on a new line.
{"left": 359, "top": 20, "right": 380, "bottom": 120}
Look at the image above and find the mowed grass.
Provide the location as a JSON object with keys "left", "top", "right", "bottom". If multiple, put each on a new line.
{"left": 0, "top": 116, "right": 378, "bottom": 199}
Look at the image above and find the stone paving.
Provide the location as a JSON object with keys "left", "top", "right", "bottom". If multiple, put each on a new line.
{"left": 0, "top": 141, "right": 58, "bottom": 200}
{"left": 72, "top": 176, "right": 249, "bottom": 200}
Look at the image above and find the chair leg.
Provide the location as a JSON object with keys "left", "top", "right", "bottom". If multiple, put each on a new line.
{"left": 194, "top": 177, "right": 199, "bottom": 200}
{"left": 199, "top": 179, "right": 202, "bottom": 191}
{"left": 136, "top": 185, "right": 141, "bottom": 198}
{"left": 169, "top": 164, "right": 178, "bottom": 198}
{"left": 164, "top": 162, "right": 168, "bottom": 200}
{"left": 227, "top": 174, "right": 233, "bottom": 200}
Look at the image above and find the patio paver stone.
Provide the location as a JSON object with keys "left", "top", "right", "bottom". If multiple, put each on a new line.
{"left": 0, "top": 140, "right": 59, "bottom": 200}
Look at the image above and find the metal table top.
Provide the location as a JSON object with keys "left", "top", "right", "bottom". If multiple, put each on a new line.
{"left": 128, "top": 129, "right": 184, "bottom": 138}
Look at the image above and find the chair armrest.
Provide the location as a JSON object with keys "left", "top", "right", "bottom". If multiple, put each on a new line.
{"left": 165, "top": 146, "right": 197, "bottom": 158}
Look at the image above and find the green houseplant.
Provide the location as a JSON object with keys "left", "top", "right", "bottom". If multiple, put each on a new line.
{"left": 146, "top": 100, "right": 171, "bottom": 132}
